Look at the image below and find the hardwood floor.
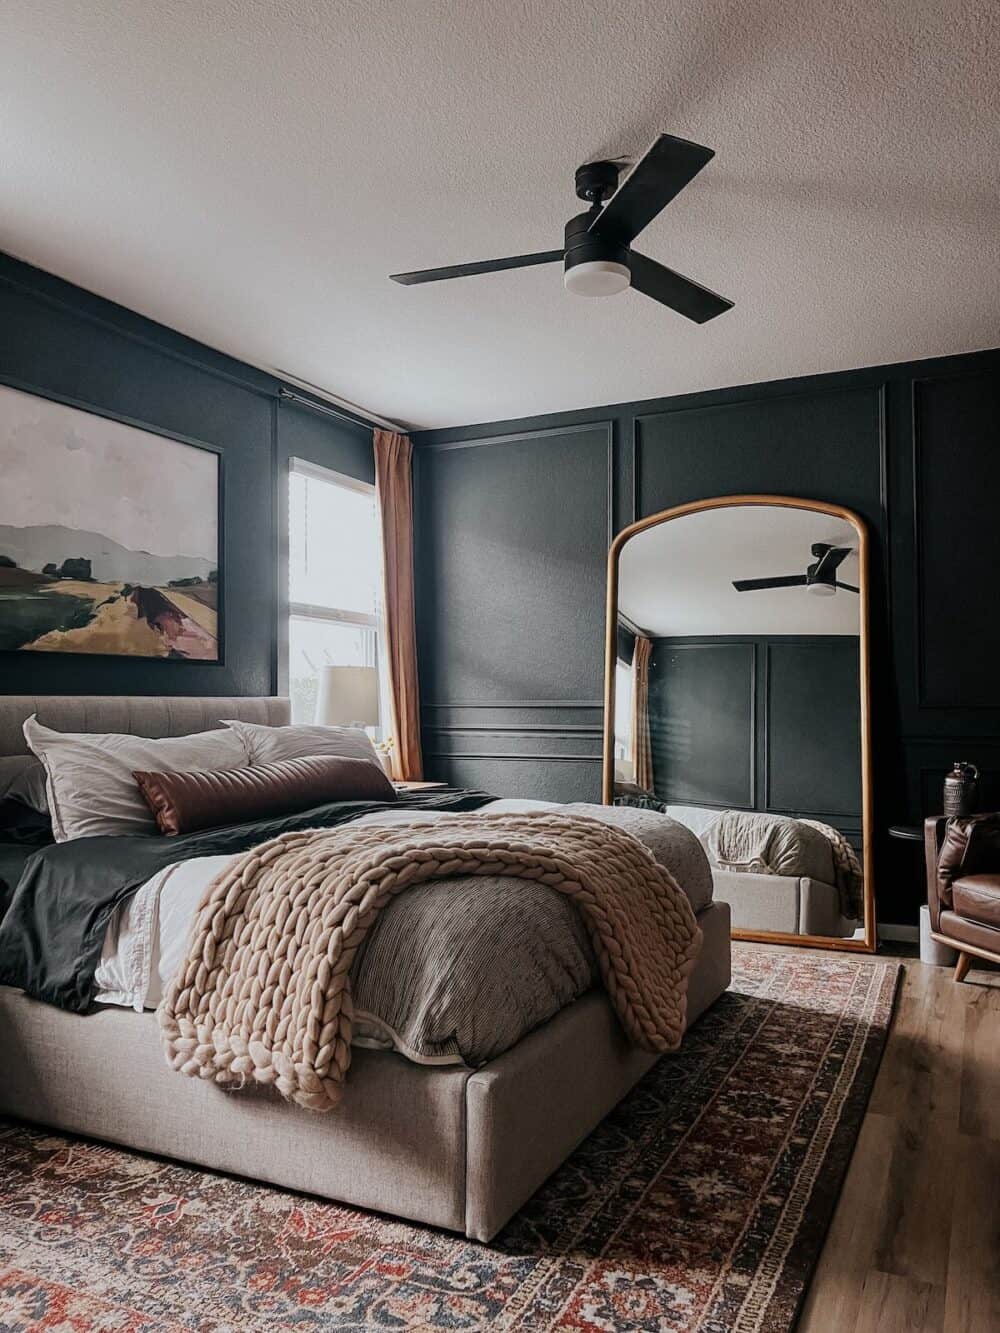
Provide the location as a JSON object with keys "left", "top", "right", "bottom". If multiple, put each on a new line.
{"left": 799, "top": 952, "right": 1000, "bottom": 1333}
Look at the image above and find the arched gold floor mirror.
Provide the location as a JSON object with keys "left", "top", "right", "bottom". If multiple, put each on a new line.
{"left": 603, "top": 495, "right": 875, "bottom": 953}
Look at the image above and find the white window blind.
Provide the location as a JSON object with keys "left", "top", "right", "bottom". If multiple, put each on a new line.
{"left": 287, "top": 458, "right": 383, "bottom": 724}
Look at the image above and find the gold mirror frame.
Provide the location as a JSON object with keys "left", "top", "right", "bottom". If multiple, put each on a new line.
{"left": 602, "top": 494, "right": 876, "bottom": 954}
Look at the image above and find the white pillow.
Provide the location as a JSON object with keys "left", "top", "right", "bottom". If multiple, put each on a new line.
{"left": 23, "top": 717, "right": 250, "bottom": 842}
{"left": 221, "top": 718, "right": 379, "bottom": 768}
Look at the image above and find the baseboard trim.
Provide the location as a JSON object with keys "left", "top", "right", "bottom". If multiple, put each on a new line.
{"left": 878, "top": 923, "right": 919, "bottom": 943}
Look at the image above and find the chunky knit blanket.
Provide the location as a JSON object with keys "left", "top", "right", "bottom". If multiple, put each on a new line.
{"left": 800, "top": 818, "right": 864, "bottom": 919}
{"left": 159, "top": 812, "right": 703, "bottom": 1111}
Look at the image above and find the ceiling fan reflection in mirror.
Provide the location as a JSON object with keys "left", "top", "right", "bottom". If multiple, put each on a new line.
{"left": 733, "top": 543, "right": 859, "bottom": 597}
{"left": 389, "top": 133, "right": 734, "bottom": 324}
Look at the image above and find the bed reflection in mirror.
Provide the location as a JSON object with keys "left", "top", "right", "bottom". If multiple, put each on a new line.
{"left": 605, "top": 497, "right": 874, "bottom": 950}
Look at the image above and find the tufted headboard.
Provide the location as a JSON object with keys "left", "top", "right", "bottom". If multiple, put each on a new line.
{"left": 0, "top": 696, "right": 290, "bottom": 758}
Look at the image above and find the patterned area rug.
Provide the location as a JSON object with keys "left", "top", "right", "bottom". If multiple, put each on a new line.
{"left": 0, "top": 946, "right": 899, "bottom": 1332}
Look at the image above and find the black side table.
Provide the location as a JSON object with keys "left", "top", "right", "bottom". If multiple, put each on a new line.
{"left": 888, "top": 824, "right": 923, "bottom": 843}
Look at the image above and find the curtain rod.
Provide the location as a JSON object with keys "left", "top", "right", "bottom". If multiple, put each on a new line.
{"left": 276, "top": 377, "right": 406, "bottom": 434}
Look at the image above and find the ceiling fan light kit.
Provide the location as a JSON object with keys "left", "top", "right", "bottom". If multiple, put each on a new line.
{"left": 389, "top": 133, "right": 734, "bottom": 324}
{"left": 562, "top": 177, "right": 632, "bottom": 296}
{"left": 563, "top": 259, "right": 631, "bottom": 296}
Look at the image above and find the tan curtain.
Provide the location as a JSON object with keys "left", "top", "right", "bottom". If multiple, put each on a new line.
{"left": 631, "top": 635, "right": 653, "bottom": 793}
{"left": 373, "top": 429, "right": 423, "bottom": 781}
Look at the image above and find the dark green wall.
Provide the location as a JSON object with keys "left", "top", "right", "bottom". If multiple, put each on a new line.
{"left": 412, "top": 344, "right": 1000, "bottom": 925}
{"left": 646, "top": 635, "right": 862, "bottom": 849}
{"left": 0, "top": 252, "right": 372, "bottom": 697}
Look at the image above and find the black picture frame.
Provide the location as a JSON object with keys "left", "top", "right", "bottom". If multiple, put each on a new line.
{"left": 0, "top": 373, "right": 225, "bottom": 665}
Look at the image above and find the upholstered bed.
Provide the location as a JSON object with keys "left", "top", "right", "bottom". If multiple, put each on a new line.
{"left": 664, "top": 803, "right": 861, "bottom": 938}
{"left": 614, "top": 786, "right": 861, "bottom": 937}
{"left": 0, "top": 695, "right": 731, "bottom": 1241}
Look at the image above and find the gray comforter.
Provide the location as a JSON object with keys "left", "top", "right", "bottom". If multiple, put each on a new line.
{"left": 349, "top": 802, "right": 713, "bottom": 1067}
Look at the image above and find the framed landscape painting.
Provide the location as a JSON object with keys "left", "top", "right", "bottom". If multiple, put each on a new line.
{"left": 0, "top": 382, "right": 221, "bottom": 661}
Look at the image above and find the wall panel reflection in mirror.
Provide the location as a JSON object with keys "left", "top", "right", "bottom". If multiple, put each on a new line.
{"left": 604, "top": 496, "right": 874, "bottom": 951}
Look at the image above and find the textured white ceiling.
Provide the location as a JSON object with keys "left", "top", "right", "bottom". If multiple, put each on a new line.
{"left": 2, "top": 1, "right": 997, "bottom": 429}
{"left": 618, "top": 506, "right": 860, "bottom": 636}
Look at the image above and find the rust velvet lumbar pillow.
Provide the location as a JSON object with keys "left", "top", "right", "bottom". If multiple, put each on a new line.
{"left": 133, "top": 754, "right": 397, "bottom": 835}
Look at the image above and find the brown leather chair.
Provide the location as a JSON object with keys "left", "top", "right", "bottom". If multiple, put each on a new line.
{"left": 925, "top": 814, "right": 1000, "bottom": 980}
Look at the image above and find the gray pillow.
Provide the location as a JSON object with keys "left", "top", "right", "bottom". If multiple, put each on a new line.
{"left": 23, "top": 716, "right": 251, "bottom": 842}
{"left": 221, "top": 719, "right": 379, "bottom": 768}
{"left": 0, "top": 755, "right": 49, "bottom": 813}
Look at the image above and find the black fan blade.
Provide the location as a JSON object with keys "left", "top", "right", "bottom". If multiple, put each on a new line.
{"left": 390, "top": 250, "right": 563, "bottom": 285}
{"left": 588, "top": 134, "right": 714, "bottom": 246}
{"left": 733, "top": 575, "right": 808, "bottom": 591}
{"left": 811, "top": 545, "right": 851, "bottom": 581}
{"left": 629, "top": 251, "right": 733, "bottom": 324}
{"left": 834, "top": 580, "right": 860, "bottom": 593}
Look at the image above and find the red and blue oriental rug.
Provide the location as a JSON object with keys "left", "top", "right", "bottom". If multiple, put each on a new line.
{"left": 0, "top": 946, "right": 899, "bottom": 1331}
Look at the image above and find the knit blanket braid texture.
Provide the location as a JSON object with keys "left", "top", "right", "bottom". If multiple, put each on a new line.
{"left": 159, "top": 812, "right": 703, "bottom": 1112}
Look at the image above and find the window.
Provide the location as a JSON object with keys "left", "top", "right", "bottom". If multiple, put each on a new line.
{"left": 287, "top": 458, "right": 383, "bottom": 724}
{"left": 614, "top": 658, "right": 633, "bottom": 762}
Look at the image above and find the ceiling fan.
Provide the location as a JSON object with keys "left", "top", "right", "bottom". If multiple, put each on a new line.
{"left": 389, "top": 133, "right": 733, "bottom": 324}
{"left": 732, "top": 543, "right": 859, "bottom": 597}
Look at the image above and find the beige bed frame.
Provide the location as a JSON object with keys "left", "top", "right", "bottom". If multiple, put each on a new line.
{"left": 715, "top": 868, "right": 857, "bottom": 938}
{"left": 0, "top": 695, "right": 732, "bottom": 1241}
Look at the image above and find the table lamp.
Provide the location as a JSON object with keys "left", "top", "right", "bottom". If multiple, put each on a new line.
{"left": 315, "top": 665, "right": 379, "bottom": 730}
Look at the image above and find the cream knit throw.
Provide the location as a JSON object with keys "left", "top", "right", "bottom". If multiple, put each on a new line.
{"left": 801, "top": 817, "right": 864, "bottom": 919}
{"left": 159, "top": 812, "right": 703, "bottom": 1111}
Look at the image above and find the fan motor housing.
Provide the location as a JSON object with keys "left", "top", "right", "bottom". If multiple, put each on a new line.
{"left": 563, "top": 212, "right": 629, "bottom": 277}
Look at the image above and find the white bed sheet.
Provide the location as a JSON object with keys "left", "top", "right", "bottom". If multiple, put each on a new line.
{"left": 94, "top": 798, "right": 553, "bottom": 1012}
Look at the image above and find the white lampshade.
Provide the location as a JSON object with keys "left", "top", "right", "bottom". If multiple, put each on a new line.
{"left": 564, "top": 260, "right": 631, "bottom": 297}
{"left": 315, "top": 665, "right": 380, "bottom": 727}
